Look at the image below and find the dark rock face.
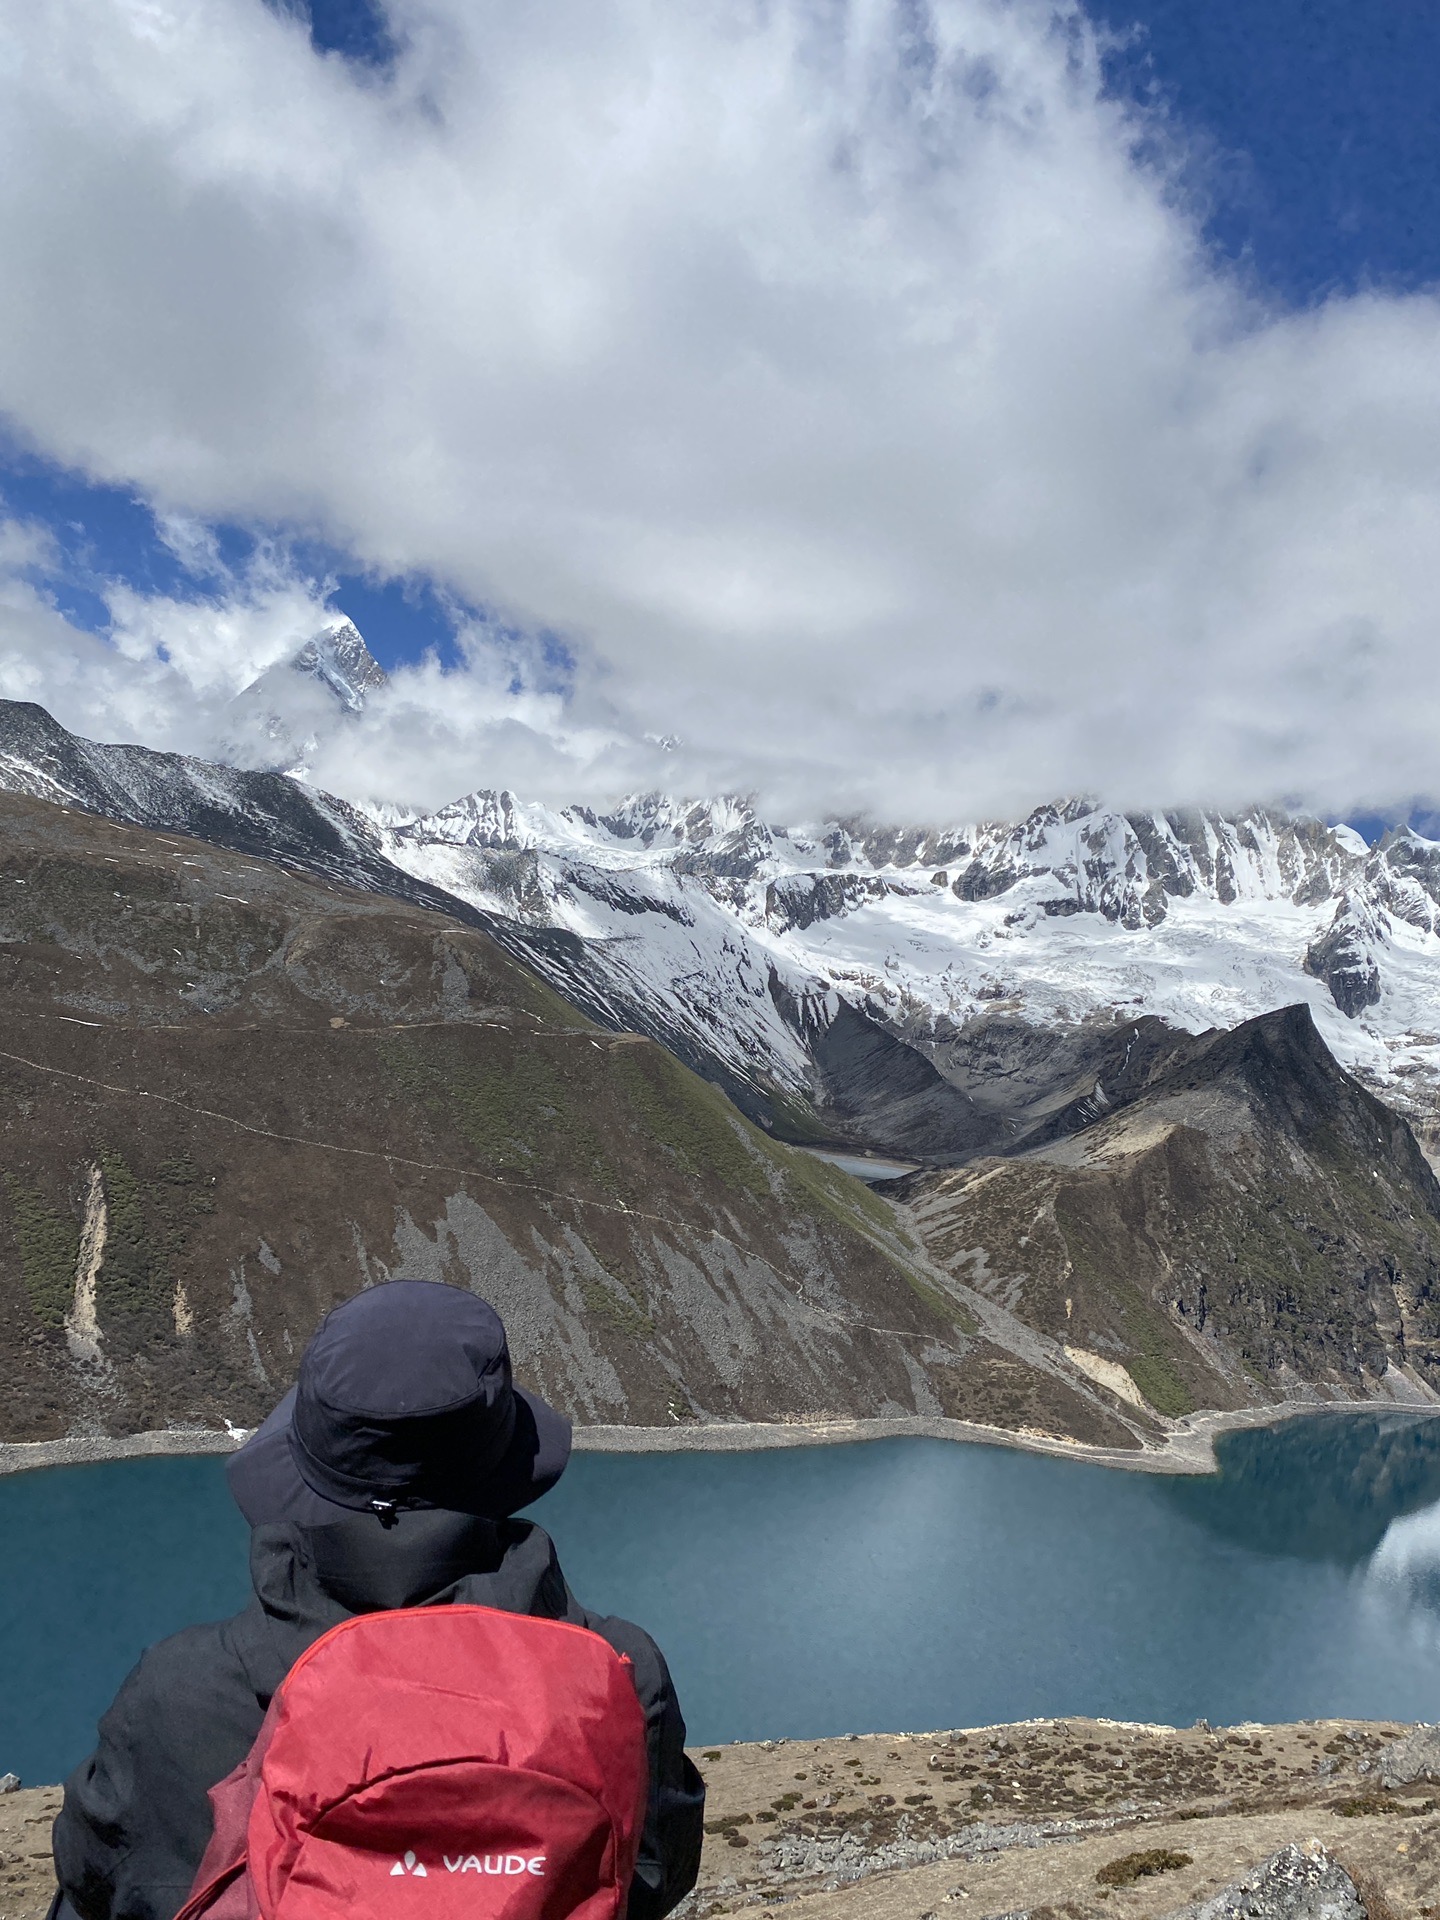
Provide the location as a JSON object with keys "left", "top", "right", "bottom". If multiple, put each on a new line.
{"left": 765, "top": 982, "right": 1004, "bottom": 1161}
{"left": 916, "top": 1013, "right": 1203, "bottom": 1157}
{"left": 905, "top": 1005, "right": 1440, "bottom": 1414}
{"left": 1304, "top": 895, "right": 1385, "bottom": 1017}
{"left": 763, "top": 872, "right": 888, "bottom": 933}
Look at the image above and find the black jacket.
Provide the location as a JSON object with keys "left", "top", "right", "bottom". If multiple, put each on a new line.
{"left": 52, "top": 1511, "right": 704, "bottom": 1920}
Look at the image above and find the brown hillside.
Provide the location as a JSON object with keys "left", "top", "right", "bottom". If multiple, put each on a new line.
{"left": 0, "top": 790, "right": 977, "bottom": 1441}
{"left": 902, "top": 1004, "right": 1440, "bottom": 1420}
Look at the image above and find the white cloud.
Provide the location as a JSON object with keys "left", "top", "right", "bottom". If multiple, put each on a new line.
{"left": 0, "top": 537, "right": 321, "bottom": 748}
{"left": 0, "top": 0, "right": 1438, "bottom": 820}
{"left": 0, "top": 534, "right": 636, "bottom": 805}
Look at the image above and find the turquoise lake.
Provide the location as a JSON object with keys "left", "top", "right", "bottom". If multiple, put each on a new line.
{"left": 5, "top": 1412, "right": 1440, "bottom": 1788}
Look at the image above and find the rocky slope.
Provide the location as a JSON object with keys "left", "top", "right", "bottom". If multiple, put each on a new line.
{"left": 682, "top": 1718, "right": 1436, "bottom": 1919}
{"left": 3, "top": 699, "right": 1440, "bottom": 1441}
{"left": 0, "top": 787, "right": 982, "bottom": 1443}
{"left": 7, "top": 693, "right": 1440, "bottom": 1170}
{"left": 897, "top": 1005, "right": 1440, "bottom": 1420}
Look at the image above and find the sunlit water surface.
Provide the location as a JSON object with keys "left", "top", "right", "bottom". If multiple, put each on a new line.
{"left": 5, "top": 1412, "right": 1440, "bottom": 1787}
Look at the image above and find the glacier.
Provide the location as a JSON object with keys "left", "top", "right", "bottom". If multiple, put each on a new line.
{"left": 373, "top": 790, "right": 1440, "bottom": 1157}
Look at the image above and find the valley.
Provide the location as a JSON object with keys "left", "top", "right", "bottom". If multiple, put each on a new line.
{"left": 0, "top": 686, "right": 1438, "bottom": 1447}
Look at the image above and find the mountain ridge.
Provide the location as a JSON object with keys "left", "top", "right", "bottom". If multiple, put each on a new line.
{"left": 900, "top": 1001, "right": 1440, "bottom": 1418}
{"left": 1, "top": 699, "right": 1438, "bottom": 1443}
{"left": 375, "top": 782, "right": 1440, "bottom": 1162}
{"left": 5, "top": 691, "right": 1440, "bottom": 1170}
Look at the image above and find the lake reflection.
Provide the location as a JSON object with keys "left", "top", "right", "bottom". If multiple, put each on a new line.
{"left": 4, "top": 1412, "right": 1440, "bottom": 1788}
{"left": 1163, "top": 1410, "right": 1440, "bottom": 1564}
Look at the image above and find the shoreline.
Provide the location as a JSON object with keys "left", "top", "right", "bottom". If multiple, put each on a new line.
{"left": 4, "top": 1397, "right": 1436, "bottom": 1480}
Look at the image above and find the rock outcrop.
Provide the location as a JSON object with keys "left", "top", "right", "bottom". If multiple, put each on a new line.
{"left": 900, "top": 1004, "right": 1440, "bottom": 1418}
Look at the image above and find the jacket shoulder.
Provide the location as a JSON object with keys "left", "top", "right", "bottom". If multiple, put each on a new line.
{"left": 54, "top": 1615, "right": 265, "bottom": 1920}
{"left": 571, "top": 1607, "right": 673, "bottom": 1713}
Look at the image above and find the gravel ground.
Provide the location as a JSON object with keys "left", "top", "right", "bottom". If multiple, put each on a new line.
{"left": 0, "top": 1786, "right": 60, "bottom": 1920}
{"left": 678, "top": 1717, "right": 1440, "bottom": 1919}
{"left": 7, "top": 1717, "right": 1436, "bottom": 1920}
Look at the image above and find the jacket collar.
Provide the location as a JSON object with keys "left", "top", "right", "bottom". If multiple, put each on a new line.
{"left": 232, "top": 1514, "right": 573, "bottom": 1700}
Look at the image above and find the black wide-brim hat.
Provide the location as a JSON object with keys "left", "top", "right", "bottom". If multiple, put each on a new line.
{"left": 227, "top": 1280, "right": 572, "bottom": 1528}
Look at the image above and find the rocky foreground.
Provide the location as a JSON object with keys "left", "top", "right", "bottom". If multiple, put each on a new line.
{"left": 683, "top": 1718, "right": 1438, "bottom": 1919}
{"left": 5, "top": 1719, "right": 1438, "bottom": 1920}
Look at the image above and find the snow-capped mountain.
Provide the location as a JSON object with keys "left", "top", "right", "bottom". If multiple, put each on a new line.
{"left": 375, "top": 790, "right": 1440, "bottom": 1159}
{"left": 1, "top": 672, "right": 1437, "bottom": 1167}
{"left": 224, "top": 618, "right": 387, "bottom": 771}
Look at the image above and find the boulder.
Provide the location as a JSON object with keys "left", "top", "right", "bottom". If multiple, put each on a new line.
{"left": 1376, "top": 1722, "right": 1440, "bottom": 1789}
{"left": 1161, "top": 1843, "right": 1364, "bottom": 1920}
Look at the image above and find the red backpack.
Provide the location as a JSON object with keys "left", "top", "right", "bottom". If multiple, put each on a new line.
{"left": 175, "top": 1605, "right": 650, "bottom": 1920}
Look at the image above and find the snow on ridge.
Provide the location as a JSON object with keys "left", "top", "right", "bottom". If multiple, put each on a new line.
{"left": 4, "top": 658, "right": 1436, "bottom": 1147}
{"left": 375, "top": 785, "right": 1440, "bottom": 1139}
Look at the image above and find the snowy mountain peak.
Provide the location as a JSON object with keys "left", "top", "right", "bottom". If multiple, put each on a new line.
{"left": 373, "top": 785, "right": 1440, "bottom": 1160}
{"left": 289, "top": 618, "right": 388, "bottom": 713}
{"left": 594, "top": 792, "right": 761, "bottom": 850}
{"left": 224, "top": 616, "right": 387, "bottom": 773}
{"left": 1, "top": 691, "right": 1438, "bottom": 1170}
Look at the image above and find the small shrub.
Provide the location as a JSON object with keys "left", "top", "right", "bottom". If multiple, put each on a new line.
{"left": 1095, "top": 1849, "right": 1192, "bottom": 1888}
{"left": 4, "top": 1175, "right": 78, "bottom": 1327}
{"left": 1335, "top": 1794, "right": 1397, "bottom": 1817}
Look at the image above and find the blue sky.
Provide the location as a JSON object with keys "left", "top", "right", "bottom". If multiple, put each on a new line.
{"left": 1092, "top": 0, "right": 1440, "bottom": 307}
{"left": 2, "top": 0, "right": 1439, "bottom": 818}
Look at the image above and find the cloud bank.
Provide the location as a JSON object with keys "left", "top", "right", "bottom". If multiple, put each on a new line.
{"left": 0, "top": 0, "right": 1438, "bottom": 820}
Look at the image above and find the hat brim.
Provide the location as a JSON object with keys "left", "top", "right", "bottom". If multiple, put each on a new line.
{"left": 226, "top": 1383, "right": 572, "bottom": 1529}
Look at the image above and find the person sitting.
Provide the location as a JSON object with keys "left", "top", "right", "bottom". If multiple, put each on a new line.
{"left": 51, "top": 1280, "right": 705, "bottom": 1920}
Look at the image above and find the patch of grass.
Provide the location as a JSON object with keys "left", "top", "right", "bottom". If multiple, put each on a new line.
{"left": 156, "top": 1156, "right": 216, "bottom": 1210}
{"left": 379, "top": 1033, "right": 615, "bottom": 1187}
{"left": 759, "top": 1087, "right": 835, "bottom": 1145}
{"left": 771, "top": 1143, "right": 909, "bottom": 1242}
{"left": 1124, "top": 1348, "right": 1195, "bottom": 1419}
{"left": 3, "top": 1174, "right": 78, "bottom": 1328}
{"left": 1333, "top": 1793, "right": 1431, "bottom": 1817}
{"left": 1095, "top": 1849, "right": 1192, "bottom": 1888}
{"left": 579, "top": 1275, "right": 654, "bottom": 1340}
{"left": 610, "top": 1046, "right": 769, "bottom": 1197}
{"left": 793, "top": 1154, "right": 891, "bottom": 1228}
{"left": 1054, "top": 1202, "right": 1197, "bottom": 1417}
{"left": 904, "top": 1269, "right": 980, "bottom": 1334}
{"left": 88, "top": 1152, "right": 218, "bottom": 1331}
{"left": 98, "top": 1150, "right": 171, "bottom": 1323}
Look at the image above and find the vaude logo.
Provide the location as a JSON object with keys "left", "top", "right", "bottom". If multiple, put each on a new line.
{"left": 390, "top": 1850, "right": 546, "bottom": 1879}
